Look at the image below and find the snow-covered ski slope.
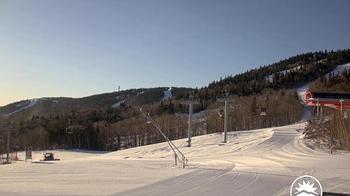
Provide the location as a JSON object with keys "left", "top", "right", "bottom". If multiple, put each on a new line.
{"left": 1, "top": 123, "right": 349, "bottom": 195}
{"left": 6, "top": 98, "right": 43, "bottom": 116}
{"left": 326, "top": 62, "right": 350, "bottom": 77}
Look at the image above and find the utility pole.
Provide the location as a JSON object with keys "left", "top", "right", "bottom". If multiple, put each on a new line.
{"left": 223, "top": 99, "right": 228, "bottom": 143}
{"left": 340, "top": 98, "right": 344, "bottom": 118}
{"left": 316, "top": 98, "right": 320, "bottom": 119}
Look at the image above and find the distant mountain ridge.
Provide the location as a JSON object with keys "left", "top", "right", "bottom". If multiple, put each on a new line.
{"left": 0, "top": 87, "right": 191, "bottom": 120}
{"left": 2, "top": 49, "right": 350, "bottom": 151}
{"left": 2, "top": 49, "right": 350, "bottom": 121}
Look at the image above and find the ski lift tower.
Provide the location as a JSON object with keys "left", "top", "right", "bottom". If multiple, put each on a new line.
{"left": 217, "top": 91, "right": 234, "bottom": 143}
{"left": 181, "top": 94, "right": 199, "bottom": 147}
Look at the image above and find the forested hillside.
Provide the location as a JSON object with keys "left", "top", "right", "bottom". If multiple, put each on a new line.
{"left": 1, "top": 49, "right": 350, "bottom": 152}
{"left": 311, "top": 68, "right": 350, "bottom": 93}
{"left": 199, "top": 49, "right": 350, "bottom": 97}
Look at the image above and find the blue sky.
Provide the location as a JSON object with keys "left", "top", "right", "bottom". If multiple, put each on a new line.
{"left": 0, "top": 0, "right": 349, "bottom": 106}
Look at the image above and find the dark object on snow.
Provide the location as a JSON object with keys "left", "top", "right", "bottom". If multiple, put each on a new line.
{"left": 323, "top": 192, "right": 350, "bottom": 196}
{"left": 40, "top": 153, "right": 60, "bottom": 161}
{"left": 312, "top": 92, "right": 350, "bottom": 100}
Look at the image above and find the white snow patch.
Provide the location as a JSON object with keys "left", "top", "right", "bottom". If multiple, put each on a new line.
{"left": 112, "top": 100, "right": 126, "bottom": 108}
{"left": 265, "top": 66, "right": 302, "bottom": 83}
{"left": 7, "top": 98, "right": 45, "bottom": 116}
{"left": 137, "top": 91, "right": 145, "bottom": 96}
{"left": 265, "top": 75, "right": 274, "bottom": 83}
{"left": 161, "top": 87, "right": 172, "bottom": 101}
{"left": 326, "top": 63, "right": 350, "bottom": 77}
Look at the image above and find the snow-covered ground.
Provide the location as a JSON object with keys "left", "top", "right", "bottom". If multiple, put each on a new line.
{"left": 1, "top": 123, "right": 349, "bottom": 195}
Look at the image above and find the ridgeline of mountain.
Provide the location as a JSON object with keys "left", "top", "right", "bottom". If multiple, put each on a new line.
{"left": 1, "top": 49, "right": 350, "bottom": 151}
{"left": 2, "top": 49, "right": 350, "bottom": 121}
{"left": 0, "top": 87, "right": 191, "bottom": 121}
{"left": 203, "top": 49, "right": 350, "bottom": 96}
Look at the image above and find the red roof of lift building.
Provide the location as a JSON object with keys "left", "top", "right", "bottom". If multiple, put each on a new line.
{"left": 305, "top": 90, "right": 350, "bottom": 109}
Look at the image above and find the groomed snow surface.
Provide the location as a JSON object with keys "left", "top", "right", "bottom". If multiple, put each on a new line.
{"left": 1, "top": 123, "right": 350, "bottom": 195}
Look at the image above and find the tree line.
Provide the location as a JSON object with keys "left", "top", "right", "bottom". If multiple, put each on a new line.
{"left": 0, "top": 89, "right": 302, "bottom": 153}
{"left": 2, "top": 49, "right": 350, "bottom": 154}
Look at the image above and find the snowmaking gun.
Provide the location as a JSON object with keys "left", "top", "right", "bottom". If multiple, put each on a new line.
{"left": 140, "top": 107, "right": 188, "bottom": 168}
